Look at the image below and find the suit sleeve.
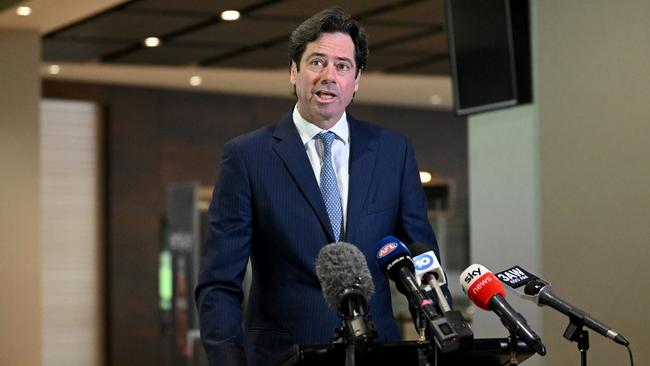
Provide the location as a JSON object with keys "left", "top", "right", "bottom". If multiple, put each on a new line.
{"left": 395, "top": 137, "right": 453, "bottom": 306}
{"left": 195, "top": 140, "right": 252, "bottom": 366}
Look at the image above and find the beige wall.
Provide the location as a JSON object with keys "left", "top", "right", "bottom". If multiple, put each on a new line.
{"left": 470, "top": 1, "right": 649, "bottom": 365}
{"left": 0, "top": 29, "right": 42, "bottom": 366}
{"left": 537, "top": 1, "right": 650, "bottom": 365}
{"left": 468, "top": 104, "right": 542, "bottom": 350}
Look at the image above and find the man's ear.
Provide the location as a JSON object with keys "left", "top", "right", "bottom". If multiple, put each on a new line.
{"left": 290, "top": 62, "right": 297, "bottom": 86}
{"left": 354, "top": 68, "right": 362, "bottom": 92}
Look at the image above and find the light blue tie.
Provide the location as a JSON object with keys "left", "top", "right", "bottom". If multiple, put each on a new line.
{"left": 317, "top": 131, "right": 343, "bottom": 242}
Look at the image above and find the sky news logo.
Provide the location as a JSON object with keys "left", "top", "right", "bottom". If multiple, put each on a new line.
{"left": 470, "top": 275, "right": 493, "bottom": 295}
{"left": 463, "top": 266, "right": 483, "bottom": 285}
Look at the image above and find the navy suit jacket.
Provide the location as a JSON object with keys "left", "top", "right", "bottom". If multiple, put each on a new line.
{"left": 195, "top": 110, "right": 442, "bottom": 365}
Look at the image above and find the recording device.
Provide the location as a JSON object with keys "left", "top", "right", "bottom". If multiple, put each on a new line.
{"left": 315, "top": 242, "right": 377, "bottom": 352}
{"left": 460, "top": 264, "right": 546, "bottom": 356}
{"left": 374, "top": 236, "right": 460, "bottom": 352}
{"left": 410, "top": 242, "right": 473, "bottom": 343}
{"left": 496, "top": 265, "right": 630, "bottom": 346}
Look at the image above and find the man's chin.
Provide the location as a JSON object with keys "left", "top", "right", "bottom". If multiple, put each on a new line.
{"left": 316, "top": 111, "right": 343, "bottom": 123}
{"left": 313, "top": 104, "right": 343, "bottom": 117}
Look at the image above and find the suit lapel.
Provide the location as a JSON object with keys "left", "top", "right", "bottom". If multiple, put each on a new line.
{"left": 345, "top": 117, "right": 378, "bottom": 244}
{"left": 272, "top": 113, "right": 335, "bottom": 241}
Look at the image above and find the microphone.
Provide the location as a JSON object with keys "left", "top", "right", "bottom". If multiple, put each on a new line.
{"left": 410, "top": 242, "right": 449, "bottom": 310}
{"left": 410, "top": 243, "right": 473, "bottom": 343}
{"left": 496, "top": 265, "right": 630, "bottom": 346}
{"left": 374, "top": 236, "right": 460, "bottom": 352}
{"left": 460, "top": 264, "right": 546, "bottom": 356}
{"left": 315, "top": 242, "right": 376, "bottom": 351}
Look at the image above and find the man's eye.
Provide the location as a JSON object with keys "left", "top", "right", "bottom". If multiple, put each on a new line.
{"left": 310, "top": 59, "right": 324, "bottom": 66}
{"left": 337, "top": 63, "right": 351, "bottom": 72}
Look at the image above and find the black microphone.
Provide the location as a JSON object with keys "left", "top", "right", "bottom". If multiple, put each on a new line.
{"left": 460, "top": 264, "right": 546, "bottom": 356}
{"left": 410, "top": 243, "right": 473, "bottom": 343}
{"left": 374, "top": 236, "right": 460, "bottom": 352}
{"left": 315, "top": 242, "right": 376, "bottom": 351}
{"left": 496, "top": 265, "right": 630, "bottom": 346}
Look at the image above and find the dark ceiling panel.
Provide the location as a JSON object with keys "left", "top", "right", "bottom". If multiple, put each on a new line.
{"left": 0, "top": 0, "right": 22, "bottom": 12}
{"left": 365, "top": 0, "right": 446, "bottom": 24}
{"left": 208, "top": 45, "right": 289, "bottom": 69}
{"left": 40, "top": 0, "right": 451, "bottom": 75}
{"left": 127, "top": 0, "right": 263, "bottom": 14}
{"left": 52, "top": 11, "right": 209, "bottom": 41}
{"left": 249, "top": 0, "right": 400, "bottom": 18}
{"left": 175, "top": 18, "right": 296, "bottom": 45}
{"left": 43, "top": 38, "right": 132, "bottom": 62}
{"left": 109, "top": 43, "right": 238, "bottom": 66}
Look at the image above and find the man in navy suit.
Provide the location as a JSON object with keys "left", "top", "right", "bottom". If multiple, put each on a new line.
{"left": 195, "top": 7, "right": 444, "bottom": 366}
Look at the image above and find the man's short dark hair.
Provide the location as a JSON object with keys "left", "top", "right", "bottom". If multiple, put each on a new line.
{"left": 288, "top": 7, "right": 368, "bottom": 77}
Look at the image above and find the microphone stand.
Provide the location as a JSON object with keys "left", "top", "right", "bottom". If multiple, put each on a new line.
{"left": 414, "top": 309, "right": 434, "bottom": 366}
{"left": 330, "top": 289, "right": 377, "bottom": 366}
{"left": 507, "top": 330, "right": 520, "bottom": 365}
{"left": 563, "top": 314, "right": 590, "bottom": 366}
{"left": 344, "top": 343, "right": 356, "bottom": 366}
{"left": 331, "top": 322, "right": 358, "bottom": 366}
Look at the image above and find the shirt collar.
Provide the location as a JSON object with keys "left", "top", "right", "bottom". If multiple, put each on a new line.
{"left": 292, "top": 105, "right": 349, "bottom": 146}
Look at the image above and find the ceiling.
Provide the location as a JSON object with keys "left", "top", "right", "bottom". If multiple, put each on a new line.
{"left": 1, "top": 0, "right": 454, "bottom": 108}
{"left": 42, "top": 0, "right": 450, "bottom": 75}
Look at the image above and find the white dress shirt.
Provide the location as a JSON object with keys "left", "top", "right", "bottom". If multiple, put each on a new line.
{"left": 292, "top": 106, "right": 350, "bottom": 231}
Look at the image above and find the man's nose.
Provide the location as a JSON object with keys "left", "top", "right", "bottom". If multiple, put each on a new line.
{"left": 320, "top": 64, "right": 336, "bottom": 83}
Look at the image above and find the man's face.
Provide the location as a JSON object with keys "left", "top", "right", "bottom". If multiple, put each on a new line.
{"left": 290, "top": 32, "right": 361, "bottom": 127}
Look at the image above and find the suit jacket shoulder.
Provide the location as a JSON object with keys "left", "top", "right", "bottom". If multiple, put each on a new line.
{"left": 347, "top": 114, "right": 411, "bottom": 149}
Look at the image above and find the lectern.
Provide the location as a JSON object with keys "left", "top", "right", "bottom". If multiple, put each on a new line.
{"left": 274, "top": 338, "right": 534, "bottom": 366}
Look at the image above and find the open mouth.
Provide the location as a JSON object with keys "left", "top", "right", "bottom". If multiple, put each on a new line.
{"left": 314, "top": 90, "right": 337, "bottom": 100}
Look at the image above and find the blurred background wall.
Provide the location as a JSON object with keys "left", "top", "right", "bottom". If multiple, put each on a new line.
{"left": 536, "top": 1, "right": 649, "bottom": 364}
{"left": 469, "top": 2, "right": 649, "bottom": 366}
{"left": 42, "top": 80, "right": 467, "bottom": 365}
{"left": 0, "top": 29, "right": 42, "bottom": 366}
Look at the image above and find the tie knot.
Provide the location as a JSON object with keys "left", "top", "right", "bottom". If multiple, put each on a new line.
{"left": 317, "top": 131, "right": 336, "bottom": 153}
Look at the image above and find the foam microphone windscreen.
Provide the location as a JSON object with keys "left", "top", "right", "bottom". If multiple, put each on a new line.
{"left": 315, "top": 242, "right": 374, "bottom": 310}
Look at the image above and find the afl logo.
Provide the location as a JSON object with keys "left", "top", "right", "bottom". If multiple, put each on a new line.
{"left": 414, "top": 254, "right": 434, "bottom": 271}
{"left": 378, "top": 242, "right": 398, "bottom": 258}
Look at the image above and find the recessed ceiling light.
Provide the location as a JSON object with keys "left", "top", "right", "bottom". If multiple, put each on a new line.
{"left": 144, "top": 37, "right": 161, "bottom": 48}
{"left": 49, "top": 65, "right": 61, "bottom": 75}
{"left": 16, "top": 6, "right": 32, "bottom": 16}
{"left": 221, "top": 10, "right": 240, "bottom": 21}
{"left": 419, "top": 171, "right": 432, "bottom": 184}
{"left": 189, "top": 76, "right": 202, "bottom": 86}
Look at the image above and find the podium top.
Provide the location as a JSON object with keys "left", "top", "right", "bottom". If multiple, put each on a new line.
{"left": 275, "top": 338, "right": 534, "bottom": 366}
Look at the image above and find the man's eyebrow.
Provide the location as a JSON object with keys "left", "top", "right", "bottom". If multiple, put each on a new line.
{"left": 305, "top": 52, "right": 354, "bottom": 64}
{"left": 335, "top": 56, "right": 354, "bottom": 64}
{"left": 305, "top": 52, "right": 327, "bottom": 60}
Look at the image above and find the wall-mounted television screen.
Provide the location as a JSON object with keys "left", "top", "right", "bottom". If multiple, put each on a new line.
{"left": 446, "top": 0, "right": 519, "bottom": 115}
